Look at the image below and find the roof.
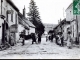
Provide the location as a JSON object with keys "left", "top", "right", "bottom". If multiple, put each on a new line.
{"left": 66, "top": 3, "right": 73, "bottom": 11}
{"left": 18, "top": 12, "right": 30, "bottom": 30}
{"left": 24, "top": 18, "right": 35, "bottom": 28}
{"left": 53, "top": 18, "right": 70, "bottom": 30}
{"left": 6, "top": 0, "right": 19, "bottom": 12}
{"left": 18, "top": 12, "right": 35, "bottom": 28}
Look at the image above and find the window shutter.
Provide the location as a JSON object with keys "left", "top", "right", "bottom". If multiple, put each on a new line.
{"left": 15, "top": 13, "right": 17, "bottom": 24}
{"left": 11, "top": 13, "right": 13, "bottom": 22}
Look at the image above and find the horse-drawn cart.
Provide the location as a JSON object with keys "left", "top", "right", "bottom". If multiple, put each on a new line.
{"left": 19, "top": 33, "right": 36, "bottom": 45}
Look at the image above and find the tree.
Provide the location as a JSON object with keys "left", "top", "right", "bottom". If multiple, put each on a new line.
{"left": 28, "top": 0, "right": 45, "bottom": 34}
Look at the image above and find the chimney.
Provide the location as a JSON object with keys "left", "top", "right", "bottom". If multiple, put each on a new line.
{"left": 60, "top": 18, "right": 61, "bottom": 22}
{"left": 58, "top": 20, "right": 60, "bottom": 24}
{"left": 23, "top": 5, "right": 26, "bottom": 17}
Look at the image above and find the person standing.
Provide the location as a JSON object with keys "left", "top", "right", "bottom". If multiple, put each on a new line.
{"left": 55, "top": 35, "right": 59, "bottom": 45}
{"left": 60, "top": 33, "right": 64, "bottom": 46}
{"left": 46, "top": 34, "right": 49, "bottom": 42}
{"left": 51, "top": 33, "right": 54, "bottom": 42}
{"left": 67, "top": 31, "right": 72, "bottom": 49}
{"left": 38, "top": 33, "right": 42, "bottom": 44}
{"left": 22, "top": 29, "right": 26, "bottom": 46}
{"left": 22, "top": 37, "right": 25, "bottom": 46}
{"left": 31, "top": 33, "right": 36, "bottom": 44}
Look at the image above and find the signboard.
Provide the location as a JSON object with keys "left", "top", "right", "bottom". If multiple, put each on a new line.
{"left": 73, "top": 0, "right": 80, "bottom": 15}
{"left": 10, "top": 24, "right": 18, "bottom": 33}
{"left": 7, "top": 10, "right": 14, "bottom": 14}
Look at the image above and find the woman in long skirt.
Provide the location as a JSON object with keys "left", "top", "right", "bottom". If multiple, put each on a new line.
{"left": 67, "top": 32, "right": 72, "bottom": 49}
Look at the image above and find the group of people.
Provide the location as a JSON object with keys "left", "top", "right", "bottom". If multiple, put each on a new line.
{"left": 20, "top": 29, "right": 73, "bottom": 49}
{"left": 46, "top": 31, "right": 73, "bottom": 49}
{"left": 46, "top": 32, "right": 64, "bottom": 46}
{"left": 31, "top": 33, "right": 42, "bottom": 44}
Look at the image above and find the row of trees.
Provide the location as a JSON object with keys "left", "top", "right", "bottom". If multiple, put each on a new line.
{"left": 28, "top": 0, "right": 45, "bottom": 35}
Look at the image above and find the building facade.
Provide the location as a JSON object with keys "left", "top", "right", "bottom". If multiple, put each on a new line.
{"left": 26, "top": 18, "right": 35, "bottom": 34}
{"left": 65, "top": 3, "right": 80, "bottom": 43}
{"left": 53, "top": 19, "right": 70, "bottom": 41}
{"left": 0, "top": 0, "right": 19, "bottom": 46}
{"left": 22, "top": 6, "right": 35, "bottom": 35}
{"left": 17, "top": 6, "right": 35, "bottom": 42}
{"left": 17, "top": 12, "right": 30, "bottom": 41}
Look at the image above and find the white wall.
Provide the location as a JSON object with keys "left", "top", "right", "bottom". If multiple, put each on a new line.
{"left": 66, "top": 6, "right": 76, "bottom": 21}
{"left": 70, "top": 21, "right": 77, "bottom": 41}
{"left": 0, "top": 0, "right": 19, "bottom": 44}
{"left": 0, "top": 19, "right": 4, "bottom": 45}
{"left": 77, "top": 15, "right": 80, "bottom": 33}
{"left": 0, "top": 0, "right": 7, "bottom": 17}
{"left": 63, "top": 24, "right": 70, "bottom": 40}
{"left": 29, "top": 27, "right": 35, "bottom": 34}
{"left": 16, "top": 24, "right": 24, "bottom": 41}
{"left": 7, "top": 3, "right": 18, "bottom": 26}
{"left": 0, "top": 0, "right": 18, "bottom": 27}
{"left": 26, "top": 30, "right": 29, "bottom": 35}
{"left": 0, "top": 27, "right": 2, "bottom": 44}
{"left": 0, "top": 18, "right": 4, "bottom": 44}
{"left": 0, "top": 0, "right": 1, "bottom": 15}
{"left": 66, "top": 4, "right": 78, "bottom": 41}
{"left": 18, "top": 24, "right": 24, "bottom": 32}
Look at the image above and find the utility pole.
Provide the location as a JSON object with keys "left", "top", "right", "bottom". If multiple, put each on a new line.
{"left": 76, "top": 15, "right": 79, "bottom": 45}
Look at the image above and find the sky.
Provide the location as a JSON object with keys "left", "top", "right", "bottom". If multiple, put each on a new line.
{"left": 12, "top": 0, "right": 72, "bottom": 24}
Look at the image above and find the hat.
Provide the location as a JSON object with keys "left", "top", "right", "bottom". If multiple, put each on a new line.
{"left": 68, "top": 31, "right": 71, "bottom": 34}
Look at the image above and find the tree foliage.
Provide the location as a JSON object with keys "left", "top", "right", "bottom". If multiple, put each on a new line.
{"left": 28, "top": 0, "right": 45, "bottom": 34}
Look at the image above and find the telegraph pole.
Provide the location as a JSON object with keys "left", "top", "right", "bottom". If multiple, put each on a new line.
{"left": 76, "top": 15, "right": 79, "bottom": 45}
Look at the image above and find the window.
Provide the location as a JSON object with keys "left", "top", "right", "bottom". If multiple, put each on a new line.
{"left": 6, "top": 11, "right": 8, "bottom": 22}
{"left": 15, "top": 13, "right": 17, "bottom": 24}
{"left": 11, "top": 9, "right": 13, "bottom": 22}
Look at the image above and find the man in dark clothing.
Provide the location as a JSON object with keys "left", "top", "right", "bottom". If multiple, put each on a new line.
{"left": 55, "top": 35, "right": 59, "bottom": 45}
{"left": 49, "top": 35, "right": 51, "bottom": 41}
{"left": 38, "top": 33, "right": 42, "bottom": 44}
{"left": 60, "top": 34, "right": 64, "bottom": 46}
{"left": 51, "top": 33, "right": 54, "bottom": 42}
{"left": 20, "top": 32, "right": 25, "bottom": 46}
{"left": 22, "top": 38, "right": 25, "bottom": 46}
{"left": 31, "top": 33, "right": 36, "bottom": 44}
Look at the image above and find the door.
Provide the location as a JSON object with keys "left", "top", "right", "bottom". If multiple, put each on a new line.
{"left": 2, "top": 23, "right": 5, "bottom": 44}
{"left": 10, "top": 33, "right": 16, "bottom": 46}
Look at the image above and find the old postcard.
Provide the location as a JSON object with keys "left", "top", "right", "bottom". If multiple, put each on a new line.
{"left": 0, "top": 0, "right": 80, "bottom": 59}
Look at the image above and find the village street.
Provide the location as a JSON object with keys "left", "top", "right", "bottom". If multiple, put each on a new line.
{"left": 0, "top": 38, "right": 80, "bottom": 59}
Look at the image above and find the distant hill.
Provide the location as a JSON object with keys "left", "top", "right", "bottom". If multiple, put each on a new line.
{"left": 44, "top": 23, "right": 57, "bottom": 32}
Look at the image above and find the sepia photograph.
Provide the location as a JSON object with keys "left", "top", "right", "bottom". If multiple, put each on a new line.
{"left": 0, "top": 0, "right": 80, "bottom": 59}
